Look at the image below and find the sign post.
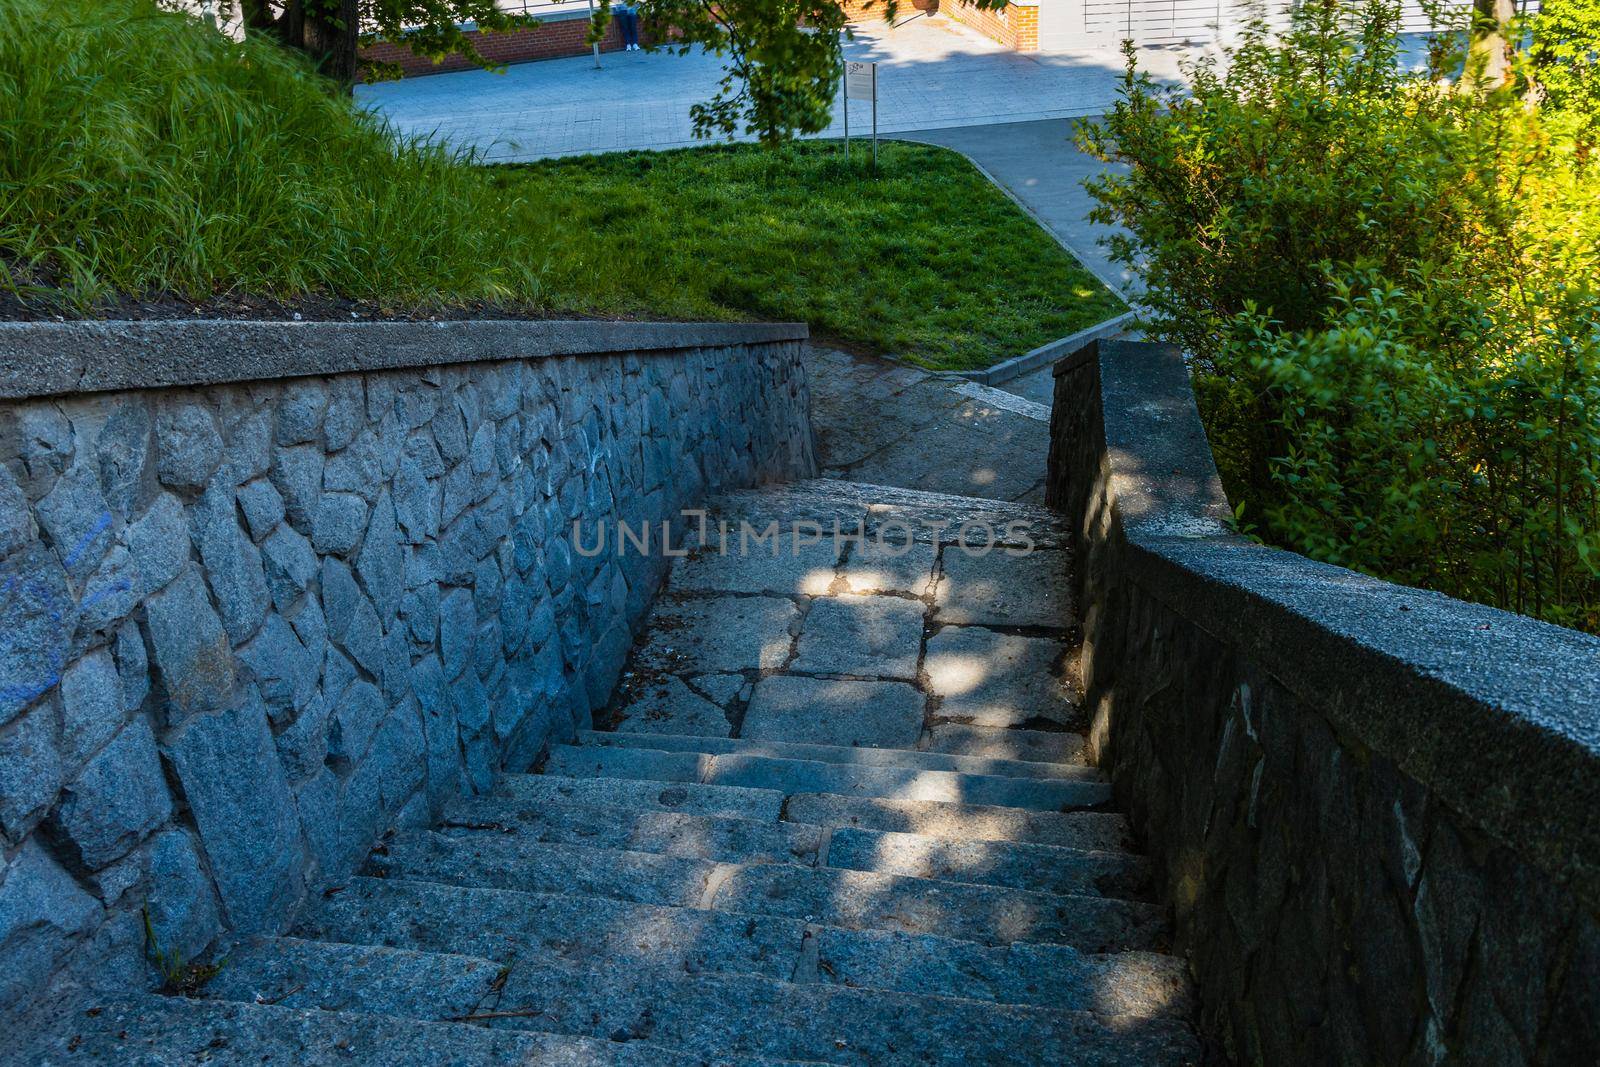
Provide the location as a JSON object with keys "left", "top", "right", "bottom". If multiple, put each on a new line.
{"left": 586, "top": 0, "right": 601, "bottom": 68}
{"left": 844, "top": 60, "right": 877, "bottom": 171}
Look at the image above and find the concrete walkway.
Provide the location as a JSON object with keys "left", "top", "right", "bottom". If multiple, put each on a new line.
{"left": 806, "top": 347, "right": 1056, "bottom": 505}
{"left": 358, "top": 15, "right": 1188, "bottom": 160}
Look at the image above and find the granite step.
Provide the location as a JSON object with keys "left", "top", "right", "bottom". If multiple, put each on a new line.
{"left": 782, "top": 792, "right": 1135, "bottom": 850}
{"left": 492, "top": 773, "right": 1132, "bottom": 849}
{"left": 495, "top": 771, "right": 787, "bottom": 821}
{"left": 825, "top": 826, "right": 1151, "bottom": 898}
{"left": 442, "top": 794, "right": 826, "bottom": 866}
{"left": 298, "top": 876, "right": 1193, "bottom": 1018}
{"left": 204, "top": 937, "right": 1200, "bottom": 1066}
{"left": 580, "top": 729, "right": 1093, "bottom": 780}
{"left": 440, "top": 793, "right": 1146, "bottom": 896}
{"left": 367, "top": 831, "right": 1166, "bottom": 950}
{"left": 543, "top": 744, "right": 1112, "bottom": 810}
{"left": 19, "top": 991, "right": 720, "bottom": 1066}
{"left": 705, "top": 479, "right": 1073, "bottom": 550}
{"left": 923, "top": 722, "right": 1088, "bottom": 764}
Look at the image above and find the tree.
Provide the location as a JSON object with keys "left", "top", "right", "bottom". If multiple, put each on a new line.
{"left": 231, "top": 0, "right": 1008, "bottom": 144}
{"left": 1465, "top": 0, "right": 1518, "bottom": 88}
{"left": 1531, "top": 0, "right": 1600, "bottom": 128}
{"left": 625, "top": 0, "right": 850, "bottom": 144}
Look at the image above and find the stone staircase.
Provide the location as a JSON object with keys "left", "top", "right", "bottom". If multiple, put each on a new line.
{"left": 26, "top": 480, "right": 1200, "bottom": 1065}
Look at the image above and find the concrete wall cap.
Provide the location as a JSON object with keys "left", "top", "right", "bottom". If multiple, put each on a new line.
{"left": 0, "top": 318, "right": 810, "bottom": 400}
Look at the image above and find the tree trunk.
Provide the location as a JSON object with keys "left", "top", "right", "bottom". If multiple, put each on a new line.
{"left": 1467, "top": 0, "right": 1518, "bottom": 89}
{"left": 306, "top": 0, "right": 361, "bottom": 88}
{"left": 239, "top": 1, "right": 360, "bottom": 90}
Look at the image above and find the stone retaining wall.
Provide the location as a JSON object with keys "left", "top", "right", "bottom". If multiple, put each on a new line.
{"left": 1047, "top": 339, "right": 1600, "bottom": 1064}
{"left": 0, "top": 319, "right": 813, "bottom": 1014}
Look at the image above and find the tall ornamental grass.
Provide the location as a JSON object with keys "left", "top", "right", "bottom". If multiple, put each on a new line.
{"left": 0, "top": 0, "right": 555, "bottom": 309}
{"left": 1081, "top": 1, "right": 1600, "bottom": 632}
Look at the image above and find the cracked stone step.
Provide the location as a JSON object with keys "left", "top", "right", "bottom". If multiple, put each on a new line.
{"left": 825, "top": 826, "right": 1152, "bottom": 898}
{"left": 440, "top": 794, "right": 825, "bottom": 866}
{"left": 579, "top": 730, "right": 1095, "bottom": 781}
{"left": 367, "top": 832, "right": 1165, "bottom": 950}
{"left": 923, "top": 722, "right": 1088, "bottom": 764}
{"left": 543, "top": 745, "right": 1112, "bottom": 811}
{"left": 18, "top": 992, "right": 714, "bottom": 1066}
{"left": 782, "top": 792, "right": 1133, "bottom": 850}
{"left": 205, "top": 938, "right": 1199, "bottom": 1066}
{"left": 297, "top": 876, "right": 1193, "bottom": 1018}
{"left": 495, "top": 772, "right": 787, "bottom": 821}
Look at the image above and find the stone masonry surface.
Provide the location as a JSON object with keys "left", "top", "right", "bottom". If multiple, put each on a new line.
{"left": 18, "top": 478, "right": 1203, "bottom": 1064}
{"left": 1049, "top": 339, "right": 1600, "bottom": 1064}
{"left": 0, "top": 321, "right": 814, "bottom": 1020}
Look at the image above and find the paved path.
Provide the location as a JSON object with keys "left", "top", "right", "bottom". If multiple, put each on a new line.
{"left": 358, "top": 15, "right": 1187, "bottom": 160}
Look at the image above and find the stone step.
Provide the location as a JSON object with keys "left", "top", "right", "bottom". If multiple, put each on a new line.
{"left": 298, "top": 876, "right": 1193, "bottom": 1018}
{"left": 19, "top": 991, "right": 715, "bottom": 1065}
{"left": 493, "top": 773, "right": 1132, "bottom": 850}
{"left": 706, "top": 479, "right": 1072, "bottom": 549}
{"left": 206, "top": 937, "right": 1199, "bottom": 1066}
{"left": 441, "top": 794, "right": 825, "bottom": 866}
{"left": 712, "top": 862, "right": 1164, "bottom": 952}
{"left": 783, "top": 792, "right": 1134, "bottom": 850}
{"left": 826, "top": 826, "right": 1151, "bottom": 898}
{"left": 494, "top": 771, "right": 787, "bottom": 821}
{"left": 368, "top": 831, "right": 1165, "bottom": 950}
{"left": 580, "top": 729, "right": 1093, "bottom": 780}
{"left": 544, "top": 745, "right": 1111, "bottom": 811}
{"left": 924, "top": 722, "right": 1088, "bottom": 764}
{"left": 441, "top": 794, "right": 1146, "bottom": 897}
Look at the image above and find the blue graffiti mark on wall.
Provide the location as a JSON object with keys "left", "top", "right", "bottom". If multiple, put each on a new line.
{"left": 0, "top": 511, "right": 133, "bottom": 710}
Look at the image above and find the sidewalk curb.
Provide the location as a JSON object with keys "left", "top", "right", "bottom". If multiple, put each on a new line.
{"left": 954, "top": 310, "right": 1136, "bottom": 387}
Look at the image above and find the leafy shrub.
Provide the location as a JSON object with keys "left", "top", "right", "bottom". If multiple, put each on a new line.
{"left": 1534, "top": 0, "right": 1600, "bottom": 138}
{"left": 1081, "top": 0, "right": 1600, "bottom": 632}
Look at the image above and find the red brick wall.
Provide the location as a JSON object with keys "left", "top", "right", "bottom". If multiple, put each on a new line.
{"left": 361, "top": 15, "right": 656, "bottom": 79}
{"left": 943, "top": 0, "right": 1036, "bottom": 51}
{"left": 840, "top": 0, "right": 938, "bottom": 22}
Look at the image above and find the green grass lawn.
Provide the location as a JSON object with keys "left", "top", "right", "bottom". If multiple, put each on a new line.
{"left": 494, "top": 143, "right": 1123, "bottom": 371}
{"left": 3, "top": 0, "right": 1122, "bottom": 371}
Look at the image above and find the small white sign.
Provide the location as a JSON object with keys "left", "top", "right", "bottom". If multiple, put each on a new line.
{"left": 845, "top": 61, "right": 876, "bottom": 102}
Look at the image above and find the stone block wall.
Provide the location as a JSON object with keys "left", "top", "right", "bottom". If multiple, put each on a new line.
{"left": 1048, "top": 340, "right": 1600, "bottom": 1064}
{"left": 0, "top": 319, "right": 813, "bottom": 1016}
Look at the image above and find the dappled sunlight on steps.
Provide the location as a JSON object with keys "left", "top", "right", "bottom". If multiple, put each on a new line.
{"left": 33, "top": 479, "right": 1199, "bottom": 1065}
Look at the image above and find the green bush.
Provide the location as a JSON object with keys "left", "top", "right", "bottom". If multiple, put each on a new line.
{"left": 1081, "top": 1, "right": 1600, "bottom": 632}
